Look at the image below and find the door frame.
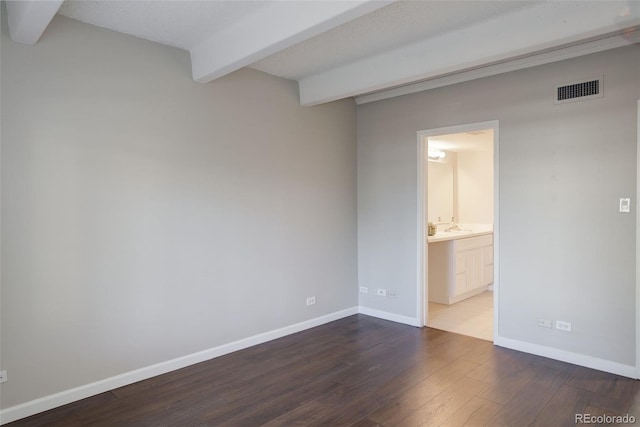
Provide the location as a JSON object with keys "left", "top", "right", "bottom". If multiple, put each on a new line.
{"left": 416, "top": 120, "right": 500, "bottom": 341}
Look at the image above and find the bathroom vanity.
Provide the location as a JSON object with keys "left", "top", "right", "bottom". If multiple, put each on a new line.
{"left": 428, "top": 231, "right": 493, "bottom": 305}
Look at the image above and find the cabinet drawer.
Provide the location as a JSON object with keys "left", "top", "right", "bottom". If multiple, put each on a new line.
{"left": 455, "top": 234, "right": 493, "bottom": 252}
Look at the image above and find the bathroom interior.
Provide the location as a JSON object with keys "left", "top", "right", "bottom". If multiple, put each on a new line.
{"left": 426, "top": 129, "right": 494, "bottom": 341}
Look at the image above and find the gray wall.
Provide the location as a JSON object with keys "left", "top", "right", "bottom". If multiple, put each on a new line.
{"left": 1, "top": 15, "right": 357, "bottom": 408}
{"left": 357, "top": 46, "right": 640, "bottom": 365}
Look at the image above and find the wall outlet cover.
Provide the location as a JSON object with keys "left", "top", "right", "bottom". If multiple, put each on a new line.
{"left": 620, "top": 198, "right": 631, "bottom": 213}
{"left": 537, "top": 318, "right": 552, "bottom": 328}
{"left": 556, "top": 320, "right": 572, "bottom": 332}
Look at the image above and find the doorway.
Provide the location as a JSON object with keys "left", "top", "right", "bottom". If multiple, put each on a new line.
{"left": 417, "top": 121, "right": 499, "bottom": 342}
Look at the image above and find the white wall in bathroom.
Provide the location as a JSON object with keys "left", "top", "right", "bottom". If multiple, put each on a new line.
{"left": 457, "top": 150, "right": 493, "bottom": 224}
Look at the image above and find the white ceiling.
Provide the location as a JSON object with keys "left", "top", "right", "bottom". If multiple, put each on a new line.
{"left": 57, "top": 1, "right": 273, "bottom": 51}
{"left": 250, "top": 1, "right": 540, "bottom": 80}
{"left": 5, "top": 0, "right": 640, "bottom": 106}
{"left": 429, "top": 130, "right": 494, "bottom": 153}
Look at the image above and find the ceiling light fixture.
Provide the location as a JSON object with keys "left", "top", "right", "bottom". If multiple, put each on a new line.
{"left": 428, "top": 149, "right": 446, "bottom": 160}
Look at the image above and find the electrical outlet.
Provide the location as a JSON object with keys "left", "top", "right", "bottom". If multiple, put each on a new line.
{"left": 620, "top": 198, "right": 631, "bottom": 213}
{"left": 556, "top": 320, "right": 572, "bottom": 332}
{"left": 359, "top": 286, "right": 368, "bottom": 294}
{"left": 0, "top": 371, "right": 7, "bottom": 384}
{"left": 537, "top": 318, "right": 552, "bottom": 328}
{"left": 387, "top": 291, "right": 397, "bottom": 299}
{"left": 376, "top": 288, "right": 386, "bottom": 297}
{"left": 306, "top": 296, "right": 316, "bottom": 306}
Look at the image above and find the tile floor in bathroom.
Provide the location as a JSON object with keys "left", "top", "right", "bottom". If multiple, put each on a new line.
{"left": 427, "top": 290, "right": 493, "bottom": 341}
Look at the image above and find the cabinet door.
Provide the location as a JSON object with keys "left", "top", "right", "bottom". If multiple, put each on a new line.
{"left": 454, "top": 273, "right": 466, "bottom": 296}
{"left": 466, "top": 249, "right": 484, "bottom": 290}
{"left": 464, "top": 252, "right": 474, "bottom": 290}
{"left": 483, "top": 265, "right": 494, "bottom": 285}
{"left": 454, "top": 249, "right": 469, "bottom": 296}
{"left": 452, "top": 239, "right": 494, "bottom": 297}
{"left": 455, "top": 253, "right": 466, "bottom": 274}
{"left": 481, "top": 245, "right": 494, "bottom": 285}
{"left": 483, "top": 246, "right": 493, "bottom": 265}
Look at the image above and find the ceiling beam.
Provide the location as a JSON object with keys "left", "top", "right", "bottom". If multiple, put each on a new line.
{"left": 6, "top": 0, "right": 63, "bottom": 45}
{"left": 299, "top": 1, "right": 640, "bottom": 106}
{"left": 356, "top": 27, "right": 640, "bottom": 105}
{"left": 189, "top": 0, "right": 394, "bottom": 84}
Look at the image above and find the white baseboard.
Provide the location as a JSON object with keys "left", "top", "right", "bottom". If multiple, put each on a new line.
{"left": 358, "top": 306, "right": 420, "bottom": 327}
{"left": 495, "top": 336, "right": 638, "bottom": 379}
{"left": 0, "top": 306, "right": 359, "bottom": 425}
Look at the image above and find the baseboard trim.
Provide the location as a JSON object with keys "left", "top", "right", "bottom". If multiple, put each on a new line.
{"left": 358, "top": 306, "right": 420, "bottom": 327}
{"left": 0, "top": 306, "right": 359, "bottom": 425}
{"left": 495, "top": 336, "right": 638, "bottom": 379}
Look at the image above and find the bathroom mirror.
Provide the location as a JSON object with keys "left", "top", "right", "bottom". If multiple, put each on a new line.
{"left": 427, "top": 162, "right": 453, "bottom": 223}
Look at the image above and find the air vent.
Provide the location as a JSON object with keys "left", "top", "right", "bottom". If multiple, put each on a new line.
{"left": 554, "top": 77, "right": 603, "bottom": 104}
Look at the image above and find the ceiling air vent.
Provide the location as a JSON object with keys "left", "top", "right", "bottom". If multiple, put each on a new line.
{"left": 554, "top": 77, "right": 603, "bottom": 104}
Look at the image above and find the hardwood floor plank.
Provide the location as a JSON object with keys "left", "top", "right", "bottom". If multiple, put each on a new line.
{"left": 469, "top": 347, "right": 541, "bottom": 405}
{"left": 198, "top": 349, "right": 350, "bottom": 424}
{"left": 530, "top": 384, "right": 594, "bottom": 427}
{"left": 372, "top": 356, "right": 451, "bottom": 401}
{"left": 423, "top": 332, "right": 488, "bottom": 362}
{"left": 566, "top": 366, "right": 615, "bottom": 393}
{"left": 459, "top": 340, "right": 496, "bottom": 365}
{"left": 468, "top": 347, "right": 536, "bottom": 382}
{"left": 487, "top": 366, "right": 572, "bottom": 426}
{"left": 349, "top": 418, "right": 384, "bottom": 427}
{"left": 308, "top": 391, "right": 389, "bottom": 426}
{"left": 395, "top": 376, "right": 491, "bottom": 426}
{"left": 260, "top": 400, "right": 331, "bottom": 426}
{"left": 588, "top": 373, "right": 638, "bottom": 414}
{"left": 367, "top": 359, "right": 481, "bottom": 425}
{"left": 439, "top": 396, "right": 503, "bottom": 427}
{"left": 531, "top": 356, "right": 579, "bottom": 374}
{"left": 626, "top": 381, "right": 640, "bottom": 422}
{"left": 473, "top": 363, "right": 538, "bottom": 405}
{"left": 326, "top": 335, "right": 444, "bottom": 402}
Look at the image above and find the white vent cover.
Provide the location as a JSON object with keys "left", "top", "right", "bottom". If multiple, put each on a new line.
{"left": 554, "top": 77, "right": 603, "bottom": 104}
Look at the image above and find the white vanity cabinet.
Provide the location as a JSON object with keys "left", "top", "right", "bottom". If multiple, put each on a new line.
{"left": 429, "top": 233, "right": 493, "bottom": 305}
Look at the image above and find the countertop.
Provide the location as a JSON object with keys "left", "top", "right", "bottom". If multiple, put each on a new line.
{"left": 427, "top": 229, "right": 493, "bottom": 243}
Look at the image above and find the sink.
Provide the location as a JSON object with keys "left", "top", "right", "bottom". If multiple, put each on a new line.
{"left": 440, "top": 230, "right": 472, "bottom": 235}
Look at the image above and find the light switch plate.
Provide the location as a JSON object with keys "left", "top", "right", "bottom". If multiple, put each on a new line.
{"left": 620, "top": 198, "right": 631, "bottom": 213}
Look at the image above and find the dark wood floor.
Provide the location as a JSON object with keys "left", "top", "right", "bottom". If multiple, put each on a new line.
{"left": 7, "top": 314, "right": 640, "bottom": 426}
